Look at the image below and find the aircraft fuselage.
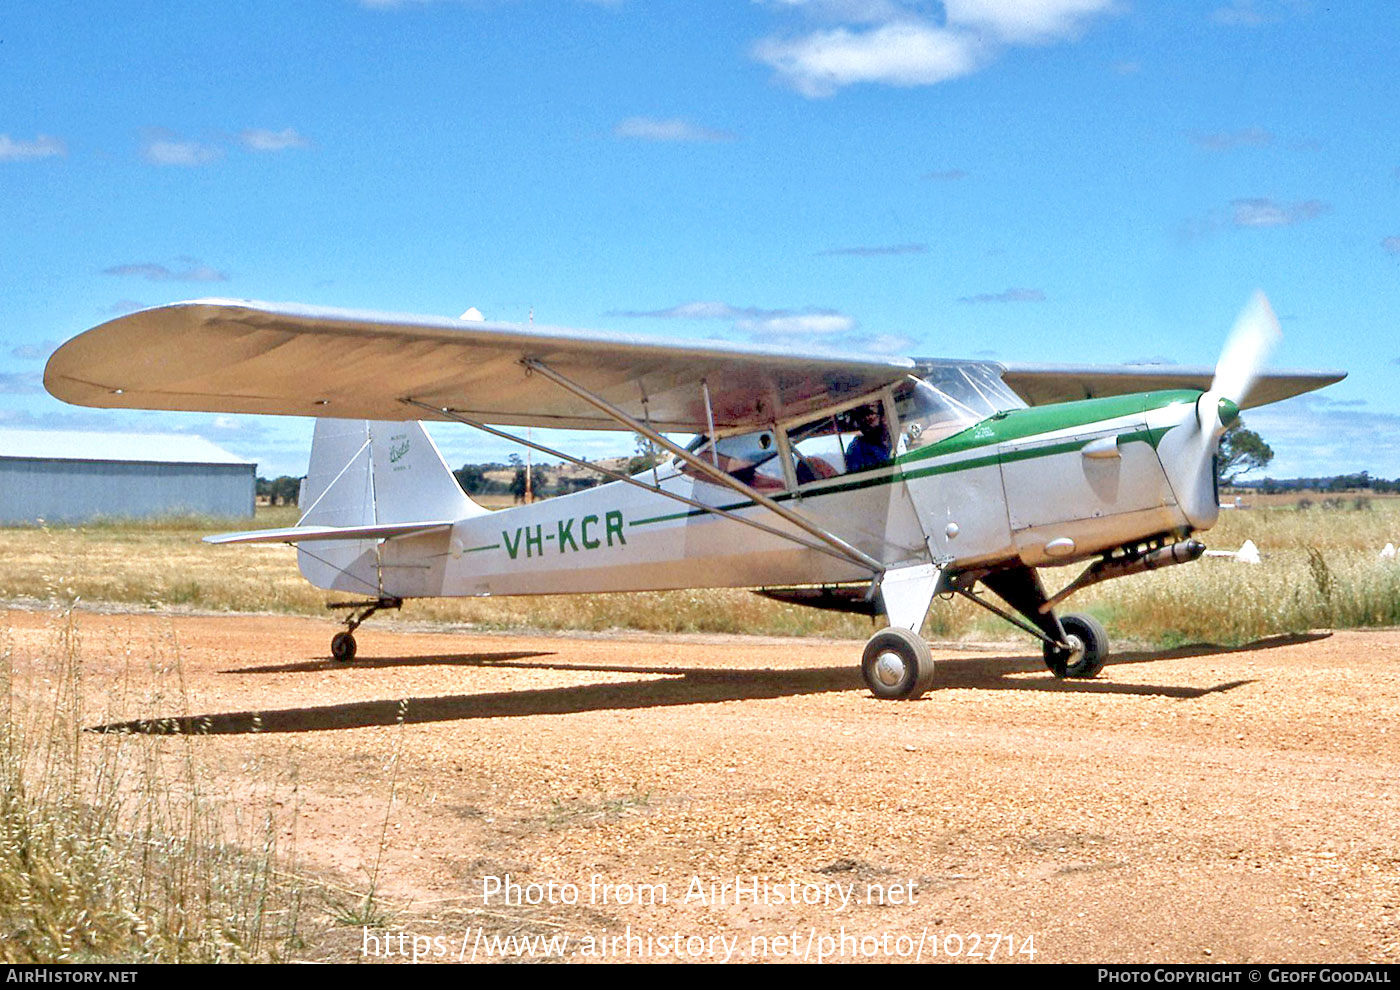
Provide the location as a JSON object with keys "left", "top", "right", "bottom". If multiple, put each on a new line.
{"left": 340, "top": 389, "right": 1214, "bottom": 601}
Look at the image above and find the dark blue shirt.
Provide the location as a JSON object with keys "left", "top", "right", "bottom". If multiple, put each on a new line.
{"left": 845, "top": 434, "right": 890, "bottom": 472}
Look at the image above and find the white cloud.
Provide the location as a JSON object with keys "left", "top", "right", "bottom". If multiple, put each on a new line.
{"left": 605, "top": 297, "right": 924, "bottom": 354}
{"left": 754, "top": 0, "right": 1117, "bottom": 96}
{"left": 0, "top": 134, "right": 66, "bottom": 161}
{"left": 613, "top": 117, "right": 736, "bottom": 143}
{"left": 1124, "top": 356, "right": 1179, "bottom": 367}
{"left": 860, "top": 332, "right": 917, "bottom": 355}
{"left": 610, "top": 300, "right": 852, "bottom": 327}
{"left": 1182, "top": 198, "right": 1331, "bottom": 237}
{"left": 1211, "top": 0, "right": 1267, "bottom": 25}
{"left": 10, "top": 341, "right": 57, "bottom": 361}
{"left": 758, "top": 1, "right": 912, "bottom": 22}
{"left": 741, "top": 312, "right": 857, "bottom": 336}
{"left": 239, "top": 127, "right": 311, "bottom": 151}
{"left": 141, "top": 133, "right": 223, "bottom": 167}
{"left": 941, "top": 0, "right": 1117, "bottom": 44}
{"left": 608, "top": 298, "right": 885, "bottom": 347}
{"left": 0, "top": 372, "right": 43, "bottom": 395}
{"left": 1189, "top": 126, "right": 1274, "bottom": 151}
{"left": 360, "top": 0, "right": 622, "bottom": 7}
{"left": 1243, "top": 394, "right": 1400, "bottom": 479}
{"left": 611, "top": 301, "right": 748, "bottom": 320}
{"left": 1382, "top": 237, "right": 1400, "bottom": 256}
{"left": 1230, "top": 198, "right": 1329, "bottom": 228}
{"left": 754, "top": 21, "right": 986, "bottom": 97}
{"left": 818, "top": 243, "right": 927, "bottom": 256}
{"left": 957, "top": 287, "right": 1046, "bottom": 304}
{"left": 1209, "top": 0, "right": 1306, "bottom": 27}
{"left": 103, "top": 260, "right": 230, "bottom": 282}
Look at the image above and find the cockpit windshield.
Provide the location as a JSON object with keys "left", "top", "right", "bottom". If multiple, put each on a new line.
{"left": 896, "top": 364, "right": 1027, "bottom": 451}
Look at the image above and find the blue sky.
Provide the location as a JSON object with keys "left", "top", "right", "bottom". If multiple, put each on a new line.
{"left": 3, "top": 0, "right": 1397, "bottom": 479}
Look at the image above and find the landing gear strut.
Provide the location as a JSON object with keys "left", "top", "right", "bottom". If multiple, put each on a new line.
{"left": 326, "top": 597, "right": 402, "bottom": 662}
{"left": 953, "top": 566, "right": 1111, "bottom": 679}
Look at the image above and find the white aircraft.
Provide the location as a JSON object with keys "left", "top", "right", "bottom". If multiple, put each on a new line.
{"left": 44, "top": 293, "right": 1342, "bottom": 699}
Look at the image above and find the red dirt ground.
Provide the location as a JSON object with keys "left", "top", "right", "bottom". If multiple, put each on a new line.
{"left": 5, "top": 606, "right": 1398, "bottom": 964}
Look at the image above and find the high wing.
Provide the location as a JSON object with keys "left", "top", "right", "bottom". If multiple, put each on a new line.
{"left": 995, "top": 362, "right": 1345, "bottom": 409}
{"left": 44, "top": 299, "right": 915, "bottom": 432}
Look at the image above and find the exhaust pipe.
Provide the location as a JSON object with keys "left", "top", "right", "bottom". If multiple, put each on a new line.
{"left": 1039, "top": 539, "right": 1206, "bottom": 613}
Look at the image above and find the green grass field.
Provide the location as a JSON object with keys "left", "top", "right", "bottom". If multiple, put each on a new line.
{"left": 4, "top": 497, "right": 1399, "bottom": 647}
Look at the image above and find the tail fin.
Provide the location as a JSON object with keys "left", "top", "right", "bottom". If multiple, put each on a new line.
{"left": 296, "top": 420, "right": 482, "bottom": 592}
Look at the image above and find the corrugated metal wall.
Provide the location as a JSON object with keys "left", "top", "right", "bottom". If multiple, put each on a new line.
{"left": 0, "top": 458, "right": 256, "bottom": 523}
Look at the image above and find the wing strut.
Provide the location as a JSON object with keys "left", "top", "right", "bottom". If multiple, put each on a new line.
{"left": 400, "top": 398, "right": 873, "bottom": 570}
{"left": 519, "top": 359, "right": 886, "bottom": 573}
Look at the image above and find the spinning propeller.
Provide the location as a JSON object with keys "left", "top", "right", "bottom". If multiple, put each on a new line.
{"left": 1199, "top": 289, "right": 1282, "bottom": 431}
{"left": 1178, "top": 291, "right": 1283, "bottom": 514}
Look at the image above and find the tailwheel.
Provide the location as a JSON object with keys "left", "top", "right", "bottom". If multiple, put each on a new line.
{"left": 325, "top": 596, "right": 401, "bottom": 664}
{"left": 1043, "top": 612, "right": 1109, "bottom": 679}
{"left": 862, "top": 627, "right": 936, "bottom": 700}
{"left": 330, "top": 631, "right": 357, "bottom": 663}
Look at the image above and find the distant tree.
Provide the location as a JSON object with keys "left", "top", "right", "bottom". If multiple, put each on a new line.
{"left": 279, "top": 476, "right": 302, "bottom": 505}
{"left": 508, "top": 454, "right": 528, "bottom": 502}
{"left": 454, "top": 463, "right": 488, "bottom": 494}
{"left": 258, "top": 475, "right": 302, "bottom": 505}
{"left": 1216, "top": 424, "right": 1273, "bottom": 485}
{"left": 627, "top": 433, "right": 660, "bottom": 476}
{"left": 554, "top": 476, "right": 602, "bottom": 495}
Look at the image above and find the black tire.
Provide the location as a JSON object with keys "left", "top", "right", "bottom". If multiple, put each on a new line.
{"left": 1042, "top": 613, "right": 1108, "bottom": 679}
{"left": 861, "top": 627, "right": 936, "bottom": 700}
{"left": 331, "top": 631, "right": 357, "bottom": 663}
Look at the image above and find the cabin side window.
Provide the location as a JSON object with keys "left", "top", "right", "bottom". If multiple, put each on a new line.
{"left": 677, "top": 429, "right": 787, "bottom": 491}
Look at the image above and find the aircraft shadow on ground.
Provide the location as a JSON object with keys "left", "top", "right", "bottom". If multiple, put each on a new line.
{"left": 222, "top": 650, "right": 555, "bottom": 674}
{"left": 88, "top": 632, "right": 1323, "bottom": 736}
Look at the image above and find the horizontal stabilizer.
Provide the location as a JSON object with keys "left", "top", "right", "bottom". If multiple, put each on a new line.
{"left": 204, "top": 521, "right": 454, "bottom": 545}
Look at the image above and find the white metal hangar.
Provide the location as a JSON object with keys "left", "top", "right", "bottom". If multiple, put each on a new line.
{"left": 0, "top": 429, "right": 256, "bottom": 524}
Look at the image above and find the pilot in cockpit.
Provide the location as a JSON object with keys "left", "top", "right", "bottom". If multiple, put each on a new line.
{"left": 844, "top": 404, "right": 892, "bottom": 473}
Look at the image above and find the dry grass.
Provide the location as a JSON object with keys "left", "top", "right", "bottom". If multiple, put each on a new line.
{"left": 2, "top": 500, "right": 1399, "bottom": 649}
{"left": 1081, "top": 498, "right": 1400, "bottom": 647}
{"left": 0, "top": 507, "right": 878, "bottom": 639}
{"left": 0, "top": 607, "right": 304, "bottom": 962}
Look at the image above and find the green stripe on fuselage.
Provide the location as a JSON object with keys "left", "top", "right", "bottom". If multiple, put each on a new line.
{"left": 622, "top": 390, "right": 1197, "bottom": 530}
{"left": 897, "top": 389, "right": 1197, "bottom": 464}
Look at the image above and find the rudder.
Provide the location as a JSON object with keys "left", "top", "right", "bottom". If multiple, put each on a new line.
{"left": 295, "top": 420, "right": 481, "bottom": 592}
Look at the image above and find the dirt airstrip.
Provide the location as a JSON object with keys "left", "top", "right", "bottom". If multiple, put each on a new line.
{"left": 4, "top": 606, "right": 1399, "bottom": 964}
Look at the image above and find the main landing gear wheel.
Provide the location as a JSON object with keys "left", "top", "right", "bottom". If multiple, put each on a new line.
{"left": 330, "top": 631, "right": 358, "bottom": 663}
{"left": 862, "top": 627, "right": 936, "bottom": 700}
{"left": 1043, "top": 612, "right": 1109, "bottom": 679}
